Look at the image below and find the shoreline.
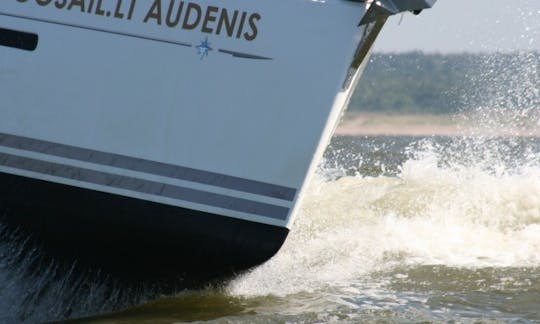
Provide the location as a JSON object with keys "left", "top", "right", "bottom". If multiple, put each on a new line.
{"left": 335, "top": 112, "right": 540, "bottom": 137}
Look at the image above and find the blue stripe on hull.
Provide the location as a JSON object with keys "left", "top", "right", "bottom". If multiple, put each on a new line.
{"left": 0, "top": 151, "right": 290, "bottom": 220}
{"left": 0, "top": 132, "right": 297, "bottom": 201}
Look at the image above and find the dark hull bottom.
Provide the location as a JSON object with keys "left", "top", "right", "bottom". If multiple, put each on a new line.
{"left": 0, "top": 171, "right": 289, "bottom": 283}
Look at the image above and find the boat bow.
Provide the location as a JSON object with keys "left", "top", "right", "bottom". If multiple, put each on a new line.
{"left": 359, "top": 0, "right": 437, "bottom": 25}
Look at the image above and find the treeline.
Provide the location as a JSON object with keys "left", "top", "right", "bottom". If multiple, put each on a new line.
{"left": 349, "top": 52, "right": 540, "bottom": 114}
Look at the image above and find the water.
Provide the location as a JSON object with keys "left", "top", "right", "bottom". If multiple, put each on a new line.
{"left": 0, "top": 134, "right": 539, "bottom": 323}
{"left": 224, "top": 135, "right": 540, "bottom": 323}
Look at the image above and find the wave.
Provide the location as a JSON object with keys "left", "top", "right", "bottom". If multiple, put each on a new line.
{"left": 228, "top": 145, "right": 540, "bottom": 297}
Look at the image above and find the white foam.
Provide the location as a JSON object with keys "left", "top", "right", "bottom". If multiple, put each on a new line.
{"left": 227, "top": 152, "right": 540, "bottom": 297}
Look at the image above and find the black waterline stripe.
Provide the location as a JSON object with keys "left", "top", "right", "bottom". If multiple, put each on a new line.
{"left": 0, "top": 152, "right": 290, "bottom": 220}
{"left": 0, "top": 132, "right": 297, "bottom": 201}
{"left": 0, "top": 11, "right": 191, "bottom": 48}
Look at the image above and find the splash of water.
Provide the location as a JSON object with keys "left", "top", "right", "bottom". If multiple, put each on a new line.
{"left": 227, "top": 147, "right": 540, "bottom": 297}
{"left": 0, "top": 226, "right": 172, "bottom": 322}
{"left": 228, "top": 50, "right": 540, "bottom": 298}
{"left": 457, "top": 52, "right": 540, "bottom": 137}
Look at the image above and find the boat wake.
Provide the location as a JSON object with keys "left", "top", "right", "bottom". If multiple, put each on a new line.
{"left": 228, "top": 139, "right": 540, "bottom": 297}
{"left": 228, "top": 48, "right": 540, "bottom": 302}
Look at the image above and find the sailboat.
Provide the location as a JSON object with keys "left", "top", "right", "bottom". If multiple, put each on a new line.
{"left": 0, "top": 0, "right": 436, "bottom": 277}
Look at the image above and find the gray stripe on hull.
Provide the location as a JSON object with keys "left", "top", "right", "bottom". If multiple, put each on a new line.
{"left": 0, "top": 132, "right": 296, "bottom": 201}
{"left": 0, "top": 152, "right": 290, "bottom": 221}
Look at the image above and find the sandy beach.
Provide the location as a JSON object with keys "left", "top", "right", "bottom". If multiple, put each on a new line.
{"left": 336, "top": 112, "right": 540, "bottom": 137}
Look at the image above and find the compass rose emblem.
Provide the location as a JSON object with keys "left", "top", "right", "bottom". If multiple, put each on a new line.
{"left": 196, "top": 37, "right": 212, "bottom": 59}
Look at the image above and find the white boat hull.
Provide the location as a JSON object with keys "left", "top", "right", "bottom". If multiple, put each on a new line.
{"left": 0, "top": 0, "right": 428, "bottom": 276}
